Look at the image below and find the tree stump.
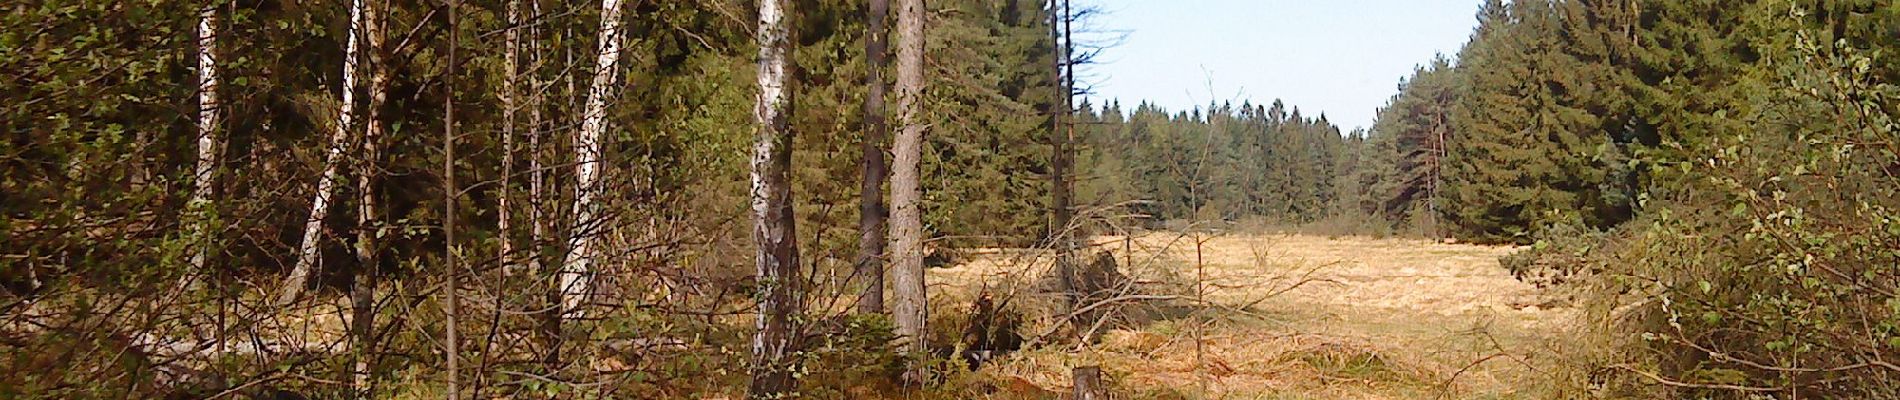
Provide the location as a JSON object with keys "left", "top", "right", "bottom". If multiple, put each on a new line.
{"left": 1072, "top": 366, "right": 1106, "bottom": 400}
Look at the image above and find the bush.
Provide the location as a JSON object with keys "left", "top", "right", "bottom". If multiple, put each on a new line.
{"left": 1577, "top": 27, "right": 1900, "bottom": 398}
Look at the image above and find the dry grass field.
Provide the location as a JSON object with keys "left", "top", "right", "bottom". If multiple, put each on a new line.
{"left": 931, "top": 232, "right": 1580, "bottom": 399}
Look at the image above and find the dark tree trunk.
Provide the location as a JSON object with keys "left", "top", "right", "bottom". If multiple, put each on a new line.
{"left": 1048, "top": 0, "right": 1079, "bottom": 333}
{"left": 856, "top": 0, "right": 891, "bottom": 315}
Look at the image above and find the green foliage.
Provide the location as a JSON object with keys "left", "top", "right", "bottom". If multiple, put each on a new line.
{"left": 1076, "top": 100, "right": 1350, "bottom": 227}
{"left": 1359, "top": 57, "right": 1457, "bottom": 235}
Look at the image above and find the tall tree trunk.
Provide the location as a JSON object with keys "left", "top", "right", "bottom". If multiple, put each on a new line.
{"left": 526, "top": 0, "right": 558, "bottom": 367}
{"left": 1047, "top": 0, "right": 1077, "bottom": 329}
{"left": 748, "top": 0, "right": 801, "bottom": 396}
{"left": 890, "top": 0, "right": 929, "bottom": 379}
{"left": 187, "top": 2, "right": 220, "bottom": 287}
{"left": 444, "top": 0, "right": 462, "bottom": 395}
{"left": 499, "top": 0, "right": 521, "bottom": 274}
{"left": 563, "top": 0, "right": 626, "bottom": 318}
{"left": 351, "top": 0, "right": 390, "bottom": 393}
{"left": 855, "top": 0, "right": 890, "bottom": 315}
{"left": 281, "top": 0, "right": 365, "bottom": 306}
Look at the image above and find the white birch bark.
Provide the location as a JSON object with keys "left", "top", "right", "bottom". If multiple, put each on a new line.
{"left": 562, "top": 0, "right": 627, "bottom": 316}
{"left": 748, "top": 0, "right": 800, "bottom": 394}
{"left": 499, "top": 0, "right": 521, "bottom": 274}
{"left": 187, "top": 3, "right": 221, "bottom": 283}
{"left": 281, "top": 0, "right": 364, "bottom": 306}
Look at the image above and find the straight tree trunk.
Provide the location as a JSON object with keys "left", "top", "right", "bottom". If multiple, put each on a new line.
{"left": 1047, "top": 0, "right": 1077, "bottom": 329}
{"left": 855, "top": 0, "right": 890, "bottom": 315}
{"left": 187, "top": 2, "right": 220, "bottom": 286}
{"left": 351, "top": 0, "right": 390, "bottom": 393}
{"left": 563, "top": 0, "right": 627, "bottom": 317}
{"left": 499, "top": 0, "right": 521, "bottom": 274}
{"left": 748, "top": 0, "right": 801, "bottom": 396}
{"left": 281, "top": 0, "right": 365, "bottom": 306}
{"left": 525, "top": 0, "right": 558, "bottom": 367}
{"left": 444, "top": 0, "right": 462, "bottom": 395}
{"left": 890, "top": 0, "right": 929, "bottom": 379}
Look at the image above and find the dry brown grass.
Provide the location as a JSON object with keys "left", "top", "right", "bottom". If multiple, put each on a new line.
{"left": 931, "top": 232, "right": 1582, "bottom": 399}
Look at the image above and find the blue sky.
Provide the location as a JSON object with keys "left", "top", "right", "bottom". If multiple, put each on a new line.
{"left": 1078, "top": 0, "right": 1482, "bottom": 131}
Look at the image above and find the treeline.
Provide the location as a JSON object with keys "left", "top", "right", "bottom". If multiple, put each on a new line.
{"left": 1074, "top": 100, "right": 1353, "bottom": 226}
{"left": 1365, "top": 0, "right": 1900, "bottom": 396}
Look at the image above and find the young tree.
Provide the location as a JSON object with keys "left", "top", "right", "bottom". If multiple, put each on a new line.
{"left": 749, "top": 0, "right": 801, "bottom": 395}
{"left": 856, "top": 0, "right": 891, "bottom": 316}
{"left": 889, "top": 0, "right": 929, "bottom": 378}
{"left": 563, "top": 0, "right": 628, "bottom": 317}
{"left": 443, "top": 0, "right": 462, "bottom": 395}
{"left": 281, "top": 0, "right": 366, "bottom": 306}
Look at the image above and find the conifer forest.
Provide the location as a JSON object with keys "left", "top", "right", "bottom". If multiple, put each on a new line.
{"left": 3, "top": 0, "right": 1898, "bottom": 398}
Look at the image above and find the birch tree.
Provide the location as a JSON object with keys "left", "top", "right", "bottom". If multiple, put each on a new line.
{"left": 563, "top": 0, "right": 627, "bottom": 316}
{"left": 749, "top": 0, "right": 801, "bottom": 395}
{"left": 889, "top": 0, "right": 929, "bottom": 375}
{"left": 281, "top": 0, "right": 365, "bottom": 306}
{"left": 499, "top": 0, "right": 522, "bottom": 273}
{"left": 856, "top": 0, "right": 890, "bottom": 315}
{"left": 186, "top": 1, "right": 220, "bottom": 285}
{"left": 350, "top": 0, "right": 390, "bottom": 392}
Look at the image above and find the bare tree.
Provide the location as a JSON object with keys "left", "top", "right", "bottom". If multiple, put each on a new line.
{"left": 856, "top": 0, "right": 891, "bottom": 315}
{"left": 564, "top": 0, "right": 628, "bottom": 317}
{"left": 281, "top": 0, "right": 366, "bottom": 306}
{"left": 890, "top": 0, "right": 929, "bottom": 379}
{"left": 186, "top": 1, "right": 220, "bottom": 286}
{"left": 749, "top": 0, "right": 802, "bottom": 395}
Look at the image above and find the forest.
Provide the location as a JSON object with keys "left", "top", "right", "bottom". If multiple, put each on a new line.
{"left": 3, "top": 0, "right": 1897, "bottom": 398}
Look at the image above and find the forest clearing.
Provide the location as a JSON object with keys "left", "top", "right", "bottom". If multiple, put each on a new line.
{"left": 7, "top": 0, "right": 1898, "bottom": 398}
{"left": 937, "top": 233, "right": 1569, "bottom": 399}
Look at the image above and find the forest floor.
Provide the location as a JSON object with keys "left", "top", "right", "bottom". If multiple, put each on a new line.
{"left": 932, "top": 233, "right": 1580, "bottom": 399}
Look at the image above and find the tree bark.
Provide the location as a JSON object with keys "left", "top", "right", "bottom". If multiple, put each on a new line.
{"left": 351, "top": 0, "right": 390, "bottom": 393}
{"left": 856, "top": 0, "right": 891, "bottom": 315}
{"left": 1047, "top": 0, "right": 1078, "bottom": 331}
{"left": 748, "top": 0, "right": 801, "bottom": 396}
{"left": 1072, "top": 366, "right": 1106, "bottom": 400}
{"left": 563, "top": 0, "right": 627, "bottom": 317}
{"left": 444, "top": 0, "right": 462, "bottom": 395}
{"left": 281, "top": 0, "right": 365, "bottom": 306}
{"left": 187, "top": 1, "right": 221, "bottom": 287}
{"left": 499, "top": 0, "right": 521, "bottom": 275}
{"left": 890, "top": 0, "right": 929, "bottom": 380}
